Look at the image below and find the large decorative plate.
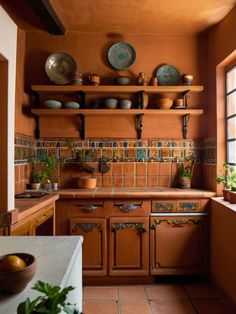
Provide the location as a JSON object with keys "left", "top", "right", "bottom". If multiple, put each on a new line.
{"left": 156, "top": 64, "right": 181, "bottom": 86}
{"left": 45, "top": 52, "right": 77, "bottom": 85}
{"left": 108, "top": 42, "right": 136, "bottom": 70}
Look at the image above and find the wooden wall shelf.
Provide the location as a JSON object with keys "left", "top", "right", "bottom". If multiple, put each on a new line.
{"left": 31, "top": 85, "right": 204, "bottom": 94}
{"left": 31, "top": 108, "right": 203, "bottom": 117}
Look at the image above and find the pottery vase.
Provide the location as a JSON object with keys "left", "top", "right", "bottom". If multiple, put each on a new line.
{"left": 137, "top": 72, "right": 147, "bottom": 86}
{"left": 229, "top": 190, "right": 236, "bottom": 204}
{"left": 222, "top": 188, "right": 230, "bottom": 201}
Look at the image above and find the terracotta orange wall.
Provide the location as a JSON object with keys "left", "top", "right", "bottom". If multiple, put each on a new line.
{"left": 204, "top": 6, "right": 236, "bottom": 138}
{"left": 211, "top": 199, "right": 236, "bottom": 311}
{"left": 17, "top": 31, "right": 206, "bottom": 139}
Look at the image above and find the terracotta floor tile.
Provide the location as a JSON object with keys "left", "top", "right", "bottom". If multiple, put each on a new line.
{"left": 184, "top": 283, "right": 219, "bottom": 299}
{"left": 150, "top": 299, "right": 196, "bottom": 314}
{"left": 145, "top": 284, "right": 188, "bottom": 300}
{"left": 83, "top": 286, "right": 118, "bottom": 300}
{"left": 118, "top": 285, "right": 148, "bottom": 302}
{"left": 192, "top": 299, "right": 230, "bottom": 314}
{"left": 83, "top": 301, "right": 118, "bottom": 314}
{"left": 119, "top": 302, "right": 152, "bottom": 314}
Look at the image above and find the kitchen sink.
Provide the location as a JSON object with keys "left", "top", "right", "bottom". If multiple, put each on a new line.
{"left": 15, "top": 191, "right": 49, "bottom": 199}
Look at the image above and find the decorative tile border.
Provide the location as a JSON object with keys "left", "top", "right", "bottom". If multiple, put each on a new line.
{"left": 14, "top": 135, "right": 216, "bottom": 165}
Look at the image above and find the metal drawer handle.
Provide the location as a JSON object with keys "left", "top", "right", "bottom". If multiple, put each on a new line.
{"left": 114, "top": 203, "right": 142, "bottom": 212}
{"left": 73, "top": 204, "right": 103, "bottom": 212}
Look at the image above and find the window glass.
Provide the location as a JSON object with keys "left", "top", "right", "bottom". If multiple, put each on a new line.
{"left": 226, "top": 66, "right": 236, "bottom": 167}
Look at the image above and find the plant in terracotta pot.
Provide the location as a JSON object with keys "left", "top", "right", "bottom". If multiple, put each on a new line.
{"left": 179, "top": 160, "right": 195, "bottom": 189}
{"left": 216, "top": 163, "right": 236, "bottom": 202}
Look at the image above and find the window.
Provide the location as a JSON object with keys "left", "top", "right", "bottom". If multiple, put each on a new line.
{"left": 226, "top": 66, "right": 236, "bottom": 170}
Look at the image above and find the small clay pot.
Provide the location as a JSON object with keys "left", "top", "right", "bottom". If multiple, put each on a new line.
{"left": 182, "top": 74, "right": 193, "bottom": 85}
{"left": 78, "top": 176, "right": 97, "bottom": 189}
{"left": 229, "top": 190, "right": 236, "bottom": 204}
{"left": 222, "top": 188, "right": 230, "bottom": 201}
{"left": 180, "top": 177, "right": 191, "bottom": 189}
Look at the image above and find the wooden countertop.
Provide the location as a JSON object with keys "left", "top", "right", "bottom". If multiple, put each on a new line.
{"left": 55, "top": 187, "right": 216, "bottom": 199}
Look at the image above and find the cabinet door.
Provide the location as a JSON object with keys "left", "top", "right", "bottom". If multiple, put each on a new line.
{"left": 109, "top": 217, "right": 149, "bottom": 276}
{"left": 70, "top": 217, "right": 107, "bottom": 276}
{"left": 150, "top": 216, "right": 208, "bottom": 275}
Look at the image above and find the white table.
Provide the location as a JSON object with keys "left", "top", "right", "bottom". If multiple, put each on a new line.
{"left": 0, "top": 236, "right": 83, "bottom": 313}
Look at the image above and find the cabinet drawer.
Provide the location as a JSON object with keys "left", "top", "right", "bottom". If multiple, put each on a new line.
{"left": 152, "top": 200, "right": 177, "bottom": 212}
{"left": 70, "top": 200, "right": 105, "bottom": 217}
{"left": 109, "top": 200, "right": 151, "bottom": 216}
{"left": 177, "top": 199, "right": 208, "bottom": 212}
{"left": 34, "top": 205, "right": 54, "bottom": 228}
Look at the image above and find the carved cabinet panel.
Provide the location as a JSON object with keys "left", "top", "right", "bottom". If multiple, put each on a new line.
{"left": 70, "top": 217, "right": 107, "bottom": 276}
{"left": 109, "top": 217, "right": 149, "bottom": 276}
{"left": 150, "top": 215, "right": 208, "bottom": 275}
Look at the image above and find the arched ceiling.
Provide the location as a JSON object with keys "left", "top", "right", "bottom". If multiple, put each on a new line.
{"left": 0, "top": 0, "right": 236, "bottom": 34}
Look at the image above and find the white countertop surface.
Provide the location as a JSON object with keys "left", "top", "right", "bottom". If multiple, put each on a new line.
{"left": 0, "top": 236, "right": 83, "bottom": 313}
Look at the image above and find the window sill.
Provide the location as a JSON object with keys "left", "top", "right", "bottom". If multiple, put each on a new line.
{"left": 211, "top": 197, "right": 236, "bottom": 213}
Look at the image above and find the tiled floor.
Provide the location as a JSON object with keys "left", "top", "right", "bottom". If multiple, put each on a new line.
{"left": 83, "top": 283, "right": 231, "bottom": 314}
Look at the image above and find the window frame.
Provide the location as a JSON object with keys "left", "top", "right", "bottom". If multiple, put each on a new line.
{"left": 225, "top": 66, "right": 236, "bottom": 167}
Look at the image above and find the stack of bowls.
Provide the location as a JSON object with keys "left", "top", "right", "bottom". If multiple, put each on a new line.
{"left": 119, "top": 99, "right": 132, "bottom": 109}
{"left": 104, "top": 98, "right": 118, "bottom": 109}
{"left": 115, "top": 76, "right": 131, "bottom": 85}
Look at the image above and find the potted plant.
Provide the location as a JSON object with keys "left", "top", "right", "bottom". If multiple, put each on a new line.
{"left": 17, "top": 280, "right": 81, "bottom": 314}
{"left": 216, "top": 163, "right": 236, "bottom": 202}
{"left": 28, "top": 156, "right": 57, "bottom": 191}
{"left": 179, "top": 160, "right": 195, "bottom": 189}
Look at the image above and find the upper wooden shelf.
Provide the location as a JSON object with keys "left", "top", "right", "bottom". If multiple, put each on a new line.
{"left": 31, "top": 85, "right": 204, "bottom": 94}
{"left": 31, "top": 108, "right": 203, "bottom": 117}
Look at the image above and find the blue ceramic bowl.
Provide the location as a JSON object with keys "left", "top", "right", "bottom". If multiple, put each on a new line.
{"left": 63, "top": 101, "right": 80, "bottom": 109}
{"left": 43, "top": 100, "right": 62, "bottom": 109}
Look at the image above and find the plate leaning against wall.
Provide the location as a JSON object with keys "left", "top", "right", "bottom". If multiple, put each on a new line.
{"left": 108, "top": 41, "right": 136, "bottom": 70}
{"left": 45, "top": 52, "right": 77, "bottom": 85}
{"left": 156, "top": 64, "right": 181, "bottom": 86}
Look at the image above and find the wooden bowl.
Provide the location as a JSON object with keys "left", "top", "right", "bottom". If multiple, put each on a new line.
{"left": 0, "top": 253, "right": 37, "bottom": 293}
{"left": 78, "top": 176, "right": 97, "bottom": 189}
{"left": 154, "top": 98, "right": 173, "bottom": 109}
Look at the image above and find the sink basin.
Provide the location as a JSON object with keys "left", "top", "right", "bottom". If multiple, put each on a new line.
{"left": 15, "top": 192, "right": 48, "bottom": 199}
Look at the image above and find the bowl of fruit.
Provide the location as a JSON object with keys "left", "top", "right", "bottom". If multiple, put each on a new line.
{"left": 0, "top": 253, "right": 37, "bottom": 293}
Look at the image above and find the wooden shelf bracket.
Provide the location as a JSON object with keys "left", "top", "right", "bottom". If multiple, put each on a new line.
{"left": 182, "top": 114, "right": 190, "bottom": 139}
{"left": 78, "top": 114, "right": 85, "bottom": 139}
{"left": 182, "top": 90, "right": 190, "bottom": 108}
{"left": 135, "top": 114, "right": 144, "bottom": 139}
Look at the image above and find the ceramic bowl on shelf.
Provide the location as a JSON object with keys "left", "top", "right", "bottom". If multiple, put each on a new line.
{"left": 43, "top": 100, "right": 62, "bottom": 109}
{"left": 0, "top": 253, "right": 37, "bottom": 293}
{"left": 63, "top": 101, "right": 80, "bottom": 109}
{"left": 119, "top": 99, "right": 132, "bottom": 109}
{"left": 172, "top": 98, "right": 184, "bottom": 109}
{"left": 115, "top": 76, "right": 131, "bottom": 85}
{"left": 154, "top": 98, "right": 173, "bottom": 109}
{"left": 103, "top": 98, "right": 118, "bottom": 109}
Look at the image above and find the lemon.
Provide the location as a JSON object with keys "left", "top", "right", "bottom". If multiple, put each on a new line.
{"left": 0, "top": 255, "right": 26, "bottom": 272}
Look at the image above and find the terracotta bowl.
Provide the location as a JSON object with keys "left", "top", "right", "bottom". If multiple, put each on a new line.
{"left": 78, "top": 176, "right": 97, "bottom": 189}
{"left": 0, "top": 253, "right": 37, "bottom": 293}
{"left": 154, "top": 98, "right": 173, "bottom": 109}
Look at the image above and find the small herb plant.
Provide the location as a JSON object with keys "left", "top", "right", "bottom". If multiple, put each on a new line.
{"left": 17, "top": 280, "right": 81, "bottom": 314}
{"left": 180, "top": 160, "right": 195, "bottom": 179}
{"left": 216, "top": 162, "right": 236, "bottom": 190}
{"left": 29, "top": 156, "right": 57, "bottom": 184}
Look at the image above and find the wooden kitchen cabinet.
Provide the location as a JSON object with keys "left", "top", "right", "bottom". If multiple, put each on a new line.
{"left": 150, "top": 215, "right": 208, "bottom": 275}
{"left": 70, "top": 217, "right": 107, "bottom": 276}
{"left": 10, "top": 203, "right": 55, "bottom": 236}
{"left": 109, "top": 216, "right": 149, "bottom": 276}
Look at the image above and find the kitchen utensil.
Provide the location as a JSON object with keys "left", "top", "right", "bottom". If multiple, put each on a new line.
{"left": 63, "top": 101, "right": 80, "bottom": 109}
{"left": 154, "top": 97, "right": 173, "bottom": 109}
{"left": 43, "top": 100, "right": 62, "bottom": 109}
{"left": 108, "top": 41, "right": 136, "bottom": 70}
{"left": 115, "top": 76, "right": 131, "bottom": 85}
{"left": 119, "top": 99, "right": 132, "bottom": 109}
{"left": 156, "top": 64, "right": 181, "bottom": 86}
{"left": 45, "top": 52, "right": 77, "bottom": 85}
{"left": 104, "top": 98, "right": 118, "bottom": 109}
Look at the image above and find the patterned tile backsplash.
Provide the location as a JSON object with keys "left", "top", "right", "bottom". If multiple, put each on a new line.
{"left": 14, "top": 135, "right": 216, "bottom": 192}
